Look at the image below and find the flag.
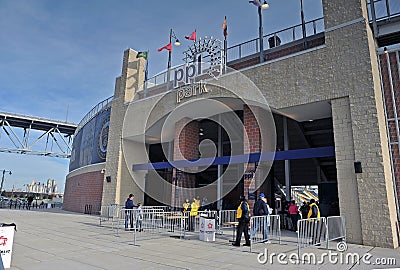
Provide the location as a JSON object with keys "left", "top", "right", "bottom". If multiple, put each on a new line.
{"left": 137, "top": 51, "right": 148, "bottom": 59}
{"left": 222, "top": 16, "right": 228, "bottom": 37}
{"left": 249, "top": 0, "right": 261, "bottom": 7}
{"left": 158, "top": 43, "right": 172, "bottom": 52}
{"left": 185, "top": 30, "right": 196, "bottom": 41}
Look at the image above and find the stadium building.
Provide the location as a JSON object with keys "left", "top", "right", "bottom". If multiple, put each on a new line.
{"left": 63, "top": 0, "right": 400, "bottom": 248}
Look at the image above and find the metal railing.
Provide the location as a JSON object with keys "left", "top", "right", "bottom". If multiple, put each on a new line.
{"left": 141, "top": 17, "right": 325, "bottom": 96}
{"left": 326, "top": 216, "right": 346, "bottom": 249}
{"left": 141, "top": 205, "right": 171, "bottom": 212}
{"left": 118, "top": 209, "right": 189, "bottom": 245}
{"left": 297, "top": 217, "right": 328, "bottom": 255}
{"left": 99, "top": 204, "right": 123, "bottom": 227}
{"left": 249, "top": 214, "right": 281, "bottom": 251}
{"left": 74, "top": 96, "right": 113, "bottom": 136}
{"left": 367, "top": 0, "right": 400, "bottom": 22}
{"left": 142, "top": 60, "right": 219, "bottom": 92}
{"left": 226, "top": 17, "right": 324, "bottom": 62}
{"left": 217, "top": 210, "right": 237, "bottom": 233}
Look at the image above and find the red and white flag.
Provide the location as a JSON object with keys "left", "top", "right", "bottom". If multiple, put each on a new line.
{"left": 158, "top": 43, "right": 172, "bottom": 52}
{"left": 185, "top": 30, "right": 196, "bottom": 41}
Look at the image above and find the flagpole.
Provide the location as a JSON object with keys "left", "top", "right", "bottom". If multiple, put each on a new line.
{"left": 167, "top": 29, "right": 173, "bottom": 91}
{"left": 223, "top": 38, "right": 227, "bottom": 74}
{"left": 144, "top": 50, "right": 149, "bottom": 97}
{"left": 223, "top": 17, "right": 228, "bottom": 74}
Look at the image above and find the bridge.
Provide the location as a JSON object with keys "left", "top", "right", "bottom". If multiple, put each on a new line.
{"left": 0, "top": 111, "right": 77, "bottom": 158}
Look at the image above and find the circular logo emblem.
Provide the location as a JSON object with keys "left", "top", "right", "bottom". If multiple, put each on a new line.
{"left": 97, "top": 117, "right": 110, "bottom": 159}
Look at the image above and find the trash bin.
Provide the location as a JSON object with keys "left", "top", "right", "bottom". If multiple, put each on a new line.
{"left": 268, "top": 36, "right": 281, "bottom": 48}
{"left": 199, "top": 216, "right": 215, "bottom": 242}
{"left": 0, "top": 223, "right": 16, "bottom": 269}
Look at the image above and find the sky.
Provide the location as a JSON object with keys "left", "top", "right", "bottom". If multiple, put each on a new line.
{"left": 0, "top": 0, "right": 323, "bottom": 193}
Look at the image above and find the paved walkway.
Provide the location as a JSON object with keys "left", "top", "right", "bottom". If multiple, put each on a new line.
{"left": 1, "top": 209, "right": 400, "bottom": 270}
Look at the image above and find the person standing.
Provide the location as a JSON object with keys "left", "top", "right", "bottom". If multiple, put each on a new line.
{"left": 182, "top": 199, "right": 190, "bottom": 213}
{"left": 250, "top": 193, "right": 269, "bottom": 242}
{"left": 307, "top": 199, "right": 320, "bottom": 219}
{"left": 182, "top": 199, "right": 191, "bottom": 231}
{"left": 136, "top": 202, "right": 143, "bottom": 232}
{"left": 232, "top": 196, "right": 251, "bottom": 247}
{"left": 307, "top": 199, "right": 321, "bottom": 245}
{"left": 288, "top": 200, "right": 299, "bottom": 231}
{"left": 300, "top": 201, "right": 310, "bottom": 219}
{"left": 189, "top": 197, "right": 199, "bottom": 231}
{"left": 125, "top": 194, "right": 136, "bottom": 230}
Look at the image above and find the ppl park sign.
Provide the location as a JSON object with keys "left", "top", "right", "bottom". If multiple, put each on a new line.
{"left": 175, "top": 36, "right": 224, "bottom": 103}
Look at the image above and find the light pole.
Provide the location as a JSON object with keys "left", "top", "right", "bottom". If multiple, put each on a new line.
{"left": 249, "top": 0, "right": 269, "bottom": 63}
{"left": 166, "top": 29, "right": 180, "bottom": 90}
{"left": 300, "top": 0, "right": 307, "bottom": 48}
{"left": 0, "top": 169, "right": 12, "bottom": 196}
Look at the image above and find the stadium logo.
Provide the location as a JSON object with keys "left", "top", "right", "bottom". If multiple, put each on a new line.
{"left": 174, "top": 36, "right": 224, "bottom": 89}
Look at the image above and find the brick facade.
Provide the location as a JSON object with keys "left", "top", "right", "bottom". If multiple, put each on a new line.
{"left": 172, "top": 118, "right": 199, "bottom": 208}
{"left": 64, "top": 169, "right": 104, "bottom": 213}
{"left": 243, "top": 105, "right": 261, "bottom": 210}
{"left": 380, "top": 50, "right": 400, "bottom": 206}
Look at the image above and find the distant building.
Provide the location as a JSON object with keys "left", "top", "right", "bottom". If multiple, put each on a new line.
{"left": 28, "top": 179, "right": 58, "bottom": 195}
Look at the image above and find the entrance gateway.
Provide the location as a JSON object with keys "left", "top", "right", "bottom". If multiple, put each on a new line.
{"left": 126, "top": 36, "right": 338, "bottom": 219}
{"left": 64, "top": 0, "right": 400, "bottom": 248}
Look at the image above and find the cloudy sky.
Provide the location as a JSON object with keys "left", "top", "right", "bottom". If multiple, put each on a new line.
{"left": 0, "top": 0, "right": 323, "bottom": 192}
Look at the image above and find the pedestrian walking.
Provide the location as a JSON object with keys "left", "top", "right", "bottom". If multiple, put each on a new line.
{"left": 232, "top": 196, "right": 251, "bottom": 247}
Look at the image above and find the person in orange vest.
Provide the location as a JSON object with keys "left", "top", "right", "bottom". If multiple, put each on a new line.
{"left": 232, "top": 195, "right": 251, "bottom": 247}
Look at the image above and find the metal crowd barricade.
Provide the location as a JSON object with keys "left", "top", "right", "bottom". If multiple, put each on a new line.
{"left": 217, "top": 210, "right": 237, "bottom": 234}
{"left": 326, "top": 216, "right": 346, "bottom": 249}
{"left": 117, "top": 209, "right": 188, "bottom": 245}
{"left": 99, "top": 205, "right": 123, "bottom": 227}
{"left": 269, "top": 215, "right": 281, "bottom": 243}
{"left": 249, "top": 214, "right": 281, "bottom": 251}
{"left": 116, "top": 208, "right": 164, "bottom": 234}
{"left": 250, "top": 216, "right": 267, "bottom": 250}
{"left": 297, "top": 217, "right": 327, "bottom": 255}
{"left": 141, "top": 206, "right": 170, "bottom": 212}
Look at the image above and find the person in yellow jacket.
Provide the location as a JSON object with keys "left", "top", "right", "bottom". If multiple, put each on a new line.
{"left": 194, "top": 196, "right": 201, "bottom": 210}
{"left": 307, "top": 199, "right": 321, "bottom": 245}
{"left": 307, "top": 199, "right": 320, "bottom": 220}
{"left": 182, "top": 199, "right": 190, "bottom": 213}
{"left": 232, "top": 195, "right": 251, "bottom": 247}
{"left": 189, "top": 198, "right": 199, "bottom": 231}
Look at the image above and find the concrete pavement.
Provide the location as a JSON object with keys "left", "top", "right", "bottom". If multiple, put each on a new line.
{"left": 1, "top": 208, "right": 400, "bottom": 270}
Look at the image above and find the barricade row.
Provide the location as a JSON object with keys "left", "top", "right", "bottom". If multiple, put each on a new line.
{"left": 98, "top": 205, "right": 345, "bottom": 255}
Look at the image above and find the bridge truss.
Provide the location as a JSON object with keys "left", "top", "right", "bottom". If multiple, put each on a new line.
{"left": 0, "top": 111, "right": 77, "bottom": 158}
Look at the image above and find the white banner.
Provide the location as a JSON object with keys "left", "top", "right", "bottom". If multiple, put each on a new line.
{"left": 0, "top": 226, "right": 15, "bottom": 269}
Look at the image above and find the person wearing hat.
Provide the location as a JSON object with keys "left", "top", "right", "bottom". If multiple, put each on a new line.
{"left": 232, "top": 195, "right": 251, "bottom": 247}
{"left": 250, "top": 193, "right": 271, "bottom": 242}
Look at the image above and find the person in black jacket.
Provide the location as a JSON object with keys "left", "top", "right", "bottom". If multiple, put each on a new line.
{"left": 250, "top": 193, "right": 270, "bottom": 241}
{"left": 125, "top": 194, "right": 137, "bottom": 230}
{"left": 232, "top": 196, "right": 251, "bottom": 247}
